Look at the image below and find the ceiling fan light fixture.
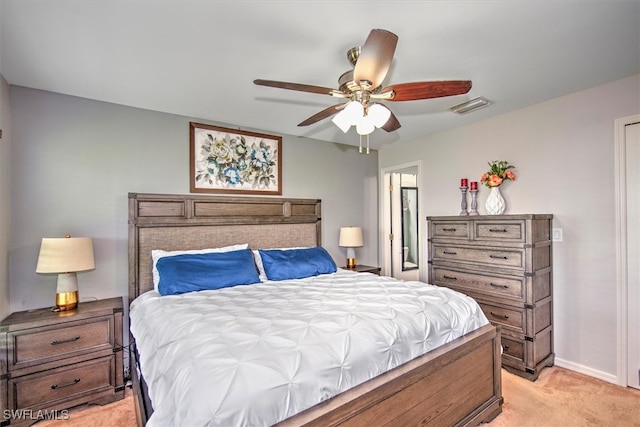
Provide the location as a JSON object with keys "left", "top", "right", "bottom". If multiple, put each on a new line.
{"left": 368, "top": 104, "right": 391, "bottom": 128}
{"left": 332, "top": 110, "right": 353, "bottom": 133}
{"left": 356, "top": 115, "right": 375, "bottom": 135}
{"left": 344, "top": 101, "right": 364, "bottom": 123}
{"left": 449, "top": 96, "right": 491, "bottom": 114}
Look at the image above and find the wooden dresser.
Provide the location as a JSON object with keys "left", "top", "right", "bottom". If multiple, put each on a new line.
{"left": 0, "top": 297, "right": 125, "bottom": 426}
{"left": 427, "top": 214, "right": 554, "bottom": 380}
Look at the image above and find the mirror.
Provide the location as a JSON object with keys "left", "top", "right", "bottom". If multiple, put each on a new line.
{"left": 401, "top": 187, "right": 418, "bottom": 271}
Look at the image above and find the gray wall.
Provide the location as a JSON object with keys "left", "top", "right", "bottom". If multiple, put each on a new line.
{"left": 379, "top": 74, "right": 640, "bottom": 382}
{"left": 8, "top": 86, "right": 378, "bottom": 313}
{"left": 0, "top": 75, "right": 10, "bottom": 320}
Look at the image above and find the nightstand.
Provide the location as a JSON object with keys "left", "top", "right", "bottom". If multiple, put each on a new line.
{"left": 342, "top": 264, "right": 381, "bottom": 275}
{"left": 0, "top": 297, "right": 125, "bottom": 426}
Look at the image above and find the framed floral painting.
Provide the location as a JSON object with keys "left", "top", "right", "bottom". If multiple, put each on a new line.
{"left": 189, "top": 122, "right": 282, "bottom": 195}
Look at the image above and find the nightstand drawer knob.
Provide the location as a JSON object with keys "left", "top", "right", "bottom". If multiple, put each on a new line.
{"left": 489, "top": 255, "right": 508, "bottom": 260}
{"left": 51, "top": 378, "right": 80, "bottom": 389}
{"left": 443, "top": 250, "right": 457, "bottom": 255}
{"left": 50, "top": 336, "right": 80, "bottom": 345}
{"left": 443, "top": 275, "right": 458, "bottom": 280}
{"left": 489, "top": 228, "right": 508, "bottom": 233}
{"left": 443, "top": 228, "right": 457, "bottom": 232}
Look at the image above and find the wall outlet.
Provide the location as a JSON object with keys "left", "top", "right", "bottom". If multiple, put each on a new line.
{"left": 552, "top": 228, "right": 563, "bottom": 242}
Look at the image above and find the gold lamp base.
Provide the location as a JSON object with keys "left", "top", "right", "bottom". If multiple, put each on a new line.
{"left": 346, "top": 258, "right": 357, "bottom": 269}
{"left": 55, "top": 291, "right": 78, "bottom": 311}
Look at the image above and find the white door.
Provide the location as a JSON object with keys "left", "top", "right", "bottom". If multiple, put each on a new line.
{"left": 380, "top": 162, "right": 421, "bottom": 280}
{"left": 625, "top": 121, "right": 640, "bottom": 389}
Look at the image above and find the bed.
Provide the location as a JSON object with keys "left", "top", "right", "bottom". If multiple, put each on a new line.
{"left": 128, "top": 192, "right": 503, "bottom": 427}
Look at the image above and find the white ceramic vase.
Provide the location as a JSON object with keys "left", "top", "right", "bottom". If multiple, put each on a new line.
{"left": 485, "top": 186, "right": 506, "bottom": 215}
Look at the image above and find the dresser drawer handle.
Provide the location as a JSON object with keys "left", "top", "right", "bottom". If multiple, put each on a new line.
{"left": 443, "top": 251, "right": 457, "bottom": 255}
{"left": 489, "top": 228, "right": 508, "bottom": 233}
{"left": 442, "top": 227, "right": 457, "bottom": 232}
{"left": 489, "top": 282, "right": 509, "bottom": 289}
{"left": 51, "top": 378, "right": 80, "bottom": 389}
{"left": 489, "top": 255, "right": 508, "bottom": 260}
{"left": 490, "top": 311, "right": 509, "bottom": 320}
{"left": 503, "top": 345, "right": 510, "bottom": 351}
{"left": 443, "top": 275, "right": 458, "bottom": 280}
{"left": 51, "top": 336, "right": 80, "bottom": 345}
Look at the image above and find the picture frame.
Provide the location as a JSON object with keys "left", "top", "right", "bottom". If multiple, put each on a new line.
{"left": 189, "top": 122, "right": 282, "bottom": 195}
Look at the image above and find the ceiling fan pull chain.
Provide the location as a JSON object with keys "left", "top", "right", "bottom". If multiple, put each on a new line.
{"left": 366, "top": 134, "right": 370, "bottom": 154}
{"left": 359, "top": 135, "right": 363, "bottom": 153}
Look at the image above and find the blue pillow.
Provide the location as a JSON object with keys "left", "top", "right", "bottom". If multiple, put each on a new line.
{"left": 258, "top": 247, "right": 337, "bottom": 281}
{"left": 156, "top": 249, "right": 260, "bottom": 296}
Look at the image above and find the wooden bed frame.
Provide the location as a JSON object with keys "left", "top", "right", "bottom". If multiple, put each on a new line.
{"left": 128, "top": 192, "right": 503, "bottom": 426}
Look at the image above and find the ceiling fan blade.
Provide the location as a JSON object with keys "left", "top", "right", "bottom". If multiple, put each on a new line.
{"left": 382, "top": 80, "right": 472, "bottom": 102}
{"left": 298, "top": 103, "right": 346, "bottom": 127}
{"left": 353, "top": 29, "right": 398, "bottom": 90}
{"left": 381, "top": 110, "right": 401, "bottom": 132}
{"left": 254, "top": 79, "right": 337, "bottom": 96}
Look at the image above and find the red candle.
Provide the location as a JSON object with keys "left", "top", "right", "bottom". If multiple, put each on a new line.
{"left": 470, "top": 181, "right": 478, "bottom": 190}
{"left": 461, "top": 178, "right": 468, "bottom": 187}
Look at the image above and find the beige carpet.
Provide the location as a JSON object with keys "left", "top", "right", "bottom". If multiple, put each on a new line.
{"left": 489, "top": 367, "right": 640, "bottom": 427}
{"left": 34, "top": 367, "right": 640, "bottom": 426}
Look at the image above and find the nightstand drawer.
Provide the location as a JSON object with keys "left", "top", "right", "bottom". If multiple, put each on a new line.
{"left": 8, "top": 355, "right": 115, "bottom": 410}
{"left": 9, "top": 316, "right": 113, "bottom": 370}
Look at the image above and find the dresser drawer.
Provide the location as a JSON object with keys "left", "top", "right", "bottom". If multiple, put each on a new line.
{"left": 479, "top": 302, "right": 525, "bottom": 334}
{"left": 8, "top": 355, "right": 115, "bottom": 410}
{"left": 501, "top": 336, "right": 525, "bottom": 363}
{"left": 432, "top": 267, "right": 524, "bottom": 302}
{"left": 475, "top": 221, "right": 524, "bottom": 241}
{"left": 8, "top": 316, "right": 113, "bottom": 370}
{"left": 431, "top": 221, "right": 470, "bottom": 239}
{"left": 432, "top": 245, "right": 525, "bottom": 269}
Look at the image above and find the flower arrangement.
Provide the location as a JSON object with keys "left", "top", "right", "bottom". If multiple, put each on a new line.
{"left": 480, "top": 160, "right": 516, "bottom": 187}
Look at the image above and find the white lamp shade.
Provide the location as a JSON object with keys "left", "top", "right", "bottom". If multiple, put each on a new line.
{"left": 368, "top": 103, "right": 392, "bottom": 128}
{"left": 36, "top": 237, "right": 95, "bottom": 273}
{"left": 339, "top": 227, "right": 364, "bottom": 247}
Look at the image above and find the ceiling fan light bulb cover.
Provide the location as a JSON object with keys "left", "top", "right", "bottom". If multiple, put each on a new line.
{"left": 368, "top": 104, "right": 391, "bottom": 127}
{"left": 332, "top": 110, "right": 352, "bottom": 133}
{"left": 356, "top": 116, "right": 375, "bottom": 135}
{"left": 343, "top": 101, "right": 364, "bottom": 124}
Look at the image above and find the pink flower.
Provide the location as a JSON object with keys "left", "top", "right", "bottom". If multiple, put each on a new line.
{"left": 488, "top": 174, "right": 503, "bottom": 187}
{"left": 505, "top": 171, "right": 516, "bottom": 181}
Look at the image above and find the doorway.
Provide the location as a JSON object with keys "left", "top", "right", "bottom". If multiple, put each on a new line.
{"left": 615, "top": 114, "right": 639, "bottom": 389}
{"left": 381, "top": 162, "right": 421, "bottom": 281}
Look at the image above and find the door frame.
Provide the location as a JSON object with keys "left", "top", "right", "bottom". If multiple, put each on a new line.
{"left": 615, "top": 113, "right": 640, "bottom": 387}
{"left": 379, "top": 161, "right": 423, "bottom": 279}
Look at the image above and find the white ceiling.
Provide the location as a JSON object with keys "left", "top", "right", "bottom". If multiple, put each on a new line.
{"left": 1, "top": 1, "right": 638, "bottom": 150}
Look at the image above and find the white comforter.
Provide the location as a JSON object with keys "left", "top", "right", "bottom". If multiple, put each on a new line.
{"left": 129, "top": 269, "right": 489, "bottom": 427}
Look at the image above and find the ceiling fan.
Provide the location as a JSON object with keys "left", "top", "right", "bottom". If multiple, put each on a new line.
{"left": 254, "top": 29, "right": 472, "bottom": 142}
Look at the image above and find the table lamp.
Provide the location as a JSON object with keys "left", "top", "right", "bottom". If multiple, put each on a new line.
{"left": 339, "top": 226, "right": 364, "bottom": 268}
{"left": 36, "top": 235, "right": 95, "bottom": 311}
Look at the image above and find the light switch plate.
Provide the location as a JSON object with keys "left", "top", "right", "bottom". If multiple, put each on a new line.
{"left": 552, "top": 228, "right": 563, "bottom": 242}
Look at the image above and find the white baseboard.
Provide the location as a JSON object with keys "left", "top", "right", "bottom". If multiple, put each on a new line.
{"left": 554, "top": 357, "right": 619, "bottom": 385}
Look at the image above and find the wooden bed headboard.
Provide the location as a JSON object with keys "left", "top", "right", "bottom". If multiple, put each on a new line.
{"left": 128, "top": 193, "right": 322, "bottom": 303}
